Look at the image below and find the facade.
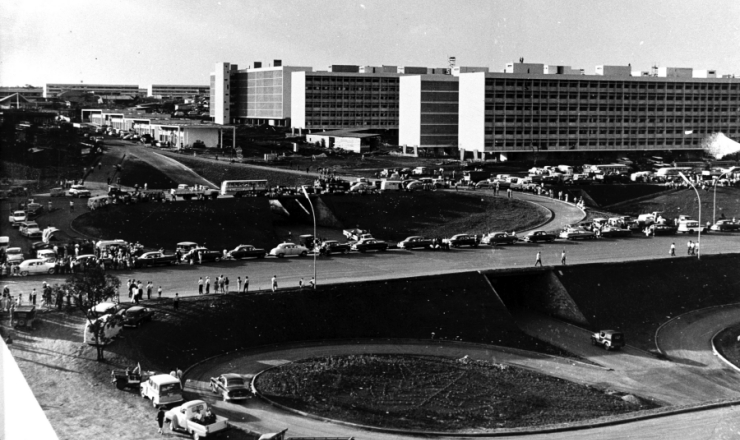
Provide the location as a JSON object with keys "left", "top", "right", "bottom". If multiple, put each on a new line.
{"left": 399, "top": 75, "right": 459, "bottom": 154}
{"left": 458, "top": 69, "right": 740, "bottom": 160}
{"left": 147, "top": 84, "right": 209, "bottom": 99}
{"left": 0, "top": 87, "right": 43, "bottom": 100}
{"left": 305, "top": 129, "right": 379, "bottom": 153}
{"left": 44, "top": 83, "right": 142, "bottom": 98}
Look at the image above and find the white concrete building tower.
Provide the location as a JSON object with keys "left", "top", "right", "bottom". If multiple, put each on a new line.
{"left": 210, "top": 62, "right": 232, "bottom": 125}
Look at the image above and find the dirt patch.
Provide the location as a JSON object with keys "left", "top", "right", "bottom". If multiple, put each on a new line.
{"left": 254, "top": 354, "right": 652, "bottom": 431}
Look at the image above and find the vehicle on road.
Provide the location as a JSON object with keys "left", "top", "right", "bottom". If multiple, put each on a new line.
{"left": 141, "top": 374, "right": 183, "bottom": 407}
{"left": 17, "top": 258, "right": 56, "bottom": 276}
{"left": 591, "top": 330, "right": 625, "bottom": 351}
{"left": 522, "top": 231, "right": 557, "bottom": 243}
{"left": 220, "top": 180, "right": 269, "bottom": 197}
{"left": 559, "top": 227, "right": 596, "bottom": 240}
{"left": 117, "top": 305, "right": 154, "bottom": 327}
{"left": 397, "top": 236, "right": 434, "bottom": 250}
{"left": 677, "top": 220, "right": 708, "bottom": 234}
{"left": 26, "top": 203, "right": 44, "bottom": 217}
{"left": 164, "top": 400, "right": 228, "bottom": 439}
{"left": 36, "top": 249, "right": 56, "bottom": 259}
{"left": 68, "top": 185, "right": 92, "bottom": 198}
{"left": 269, "top": 243, "right": 309, "bottom": 258}
{"left": 318, "top": 240, "right": 351, "bottom": 255}
{"left": 209, "top": 374, "right": 251, "bottom": 401}
{"left": 6, "top": 247, "right": 24, "bottom": 264}
{"left": 183, "top": 247, "right": 223, "bottom": 263}
{"left": 19, "top": 221, "right": 42, "bottom": 239}
{"left": 599, "top": 225, "right": 633, "bottom": 238}
{"left": 176, "top": 241, "right": 199, "bottom": 254}
{"left": 111, "top": 367, "right": 142, "bottom": 390}
{"left": 647, "top": 224, "right": 678, "bottom": 235}
{"left": 444, "top": 234, "right": 480, "bottom": 248}
{"left": 171, "top": 184, "right": 219, "bottom": 201}
{"left": 9, "top": 210, "right": 27, "bottom": 226}
{"left": 12, "top": 305, "right": 37, "bottom": 329}
{"left": 352, "top": 239, "right": 389, "bottom": 253}
{"left": 710, "top": 220, "right": 740, "bottom": 232}
{"left": 134, "top": 251, "right": 178, "bottom": 268}
{"left": 228, "top": 245, "right": 266, "bottom": 259}
{"left": 343, "top": 229, "right": 371, "bottom": 241}
{"left": 481, "top": 232, "right": 519, "bottom": 246}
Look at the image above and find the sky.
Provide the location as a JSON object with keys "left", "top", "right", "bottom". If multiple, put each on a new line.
{"left": 2, "top": 0, "right": 739, "bottom": 87}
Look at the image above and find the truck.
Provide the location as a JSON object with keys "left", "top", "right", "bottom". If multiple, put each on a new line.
{"left": 590, "top": 330, "right": 625, "bottom": 351}
{"left": 164, "top": 400, "right": 229, "bottom": 439}
{"left": 170, "top": 184, "right": 219, "bottom": 201}
{"left": 343, "top": 229, "right": 371, "bottom": 241}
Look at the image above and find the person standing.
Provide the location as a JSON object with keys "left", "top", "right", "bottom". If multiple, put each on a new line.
{"left": 694, "top": 241, "right": 700, "bottom": 256}
{"left": 236, "top": 276, "right": 242, "bottom": 293}
{"left": 69, "top": 200, "right": 74, "bottom": 212}
{"left": 157, "top": 286, "right": 162, "bottom": 299}
{"left": 244, "top": 276, "right": 249, "bottom": 293}
{"left": 156, "top": 406, "right": 165, "bottom": 435}
{"left": 224, "top": 277, "right": 229, "bottom": 294}
{"left": 298, "top": 278, "right": 304, "bottom": 289}
{"left": 271, "top": 275, "right": 278, "bottom": 292}
{"left": 146, "top": 282, "right": 152, "bottom": 300}
{"left": 670, "top": 243, "right": 676, "bottom": 257}
{"left": 535, "top": 251, "right": 542, "bottom": 267}
{"left": 309, "top": 276, "right": 315, "bottom": 289}
{"left": 205, "top": 276, "right": 210, "bottom": 294}
{"left": 687, "top": 240, "right": 693, "bottom": 255}
{"left": 198, "top": 277, "right": 203, "bottom": 294}
{"left": 31, "top": 288, "right": 37, "bottom": 305}
{"left": 173, "top": 293, "right": 179, "bottom": 310}
{"left": 561, "top": 250, "right": 567, "bottom": 265}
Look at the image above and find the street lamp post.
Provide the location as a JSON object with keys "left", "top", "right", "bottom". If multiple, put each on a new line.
{"left": 301, "top": 186, "right": 317, "bottom": 289}
{"left": 678, "top": 172, "right": 701, "bottom": 259}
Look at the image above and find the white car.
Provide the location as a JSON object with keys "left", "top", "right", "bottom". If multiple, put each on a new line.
{"left": 268, "top": 242, "right": 309, "bottom": 258}
{"left": 19, "top": 221, "right": 42, "bottom": 239}
{"left": 9, "top": 210, "right": 27, "bottom": 226}
{"left": 17, "top": 258, "right": 57, "bottom": 276}
{"left": 69, "top": 185, "right": 92, "bottom": 198}
{"left": 90, "top": 301, "right": 120, "bottom": 316}
{"left": 6, "top": 247, "right": 24, "bottom": 264}
{"left": 37, "top": 249, "right": 57, "bottom": 260}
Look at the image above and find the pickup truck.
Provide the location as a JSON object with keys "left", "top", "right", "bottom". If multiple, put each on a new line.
{"left": 170, "top": 184, "right": 219, "bottom": 201}
{"left": 165, "top": 400, "right": 229, "bottom": 439}
{"left": 209, "top": 374, "right": 251, "bottom": 401}
{"left": 591, "top": 330, "right": 625, "bottom": 351}
{"left": 343, "top": 229, "right": 371, "bottom": 241}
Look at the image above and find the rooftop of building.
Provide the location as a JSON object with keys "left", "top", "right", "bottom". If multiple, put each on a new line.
{"left": 309, "top": 129, "right": 381, "bottom": 138}
{"left": 469, "top": 71, "right": 740, "bottom": 82}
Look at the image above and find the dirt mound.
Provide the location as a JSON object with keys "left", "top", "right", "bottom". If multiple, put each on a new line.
{"left": 72, "top": 197, "right": 277, "bottom": 251}
{"left": 255, "top": 354, "right": 648, "bottom": 431}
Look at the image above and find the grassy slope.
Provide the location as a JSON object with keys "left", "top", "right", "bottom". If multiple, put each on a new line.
{"left": 117, "top": 154, "right": 178, "bottom": 189}
{"left": 556, "top": 254, "right": 740, "bottom": 351}
{"left": 613, "top": 186, "right": 740, "bottom": 221}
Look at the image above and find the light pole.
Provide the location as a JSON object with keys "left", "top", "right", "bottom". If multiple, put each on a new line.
{"left": 678, "top": 172, "right": 701, "bottom": 259}
{"left": 301, "top": 186, "right": 317, "bottom": 289}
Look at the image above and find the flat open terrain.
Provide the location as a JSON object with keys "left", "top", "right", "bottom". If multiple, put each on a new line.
{"left": 254, "top": 354, "right": 652, "bottom": 431}
{"left": 613, "top": 186, "right": 740, "bottom": 221}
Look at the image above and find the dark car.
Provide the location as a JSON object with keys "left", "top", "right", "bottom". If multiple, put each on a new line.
{"left": 319, "top": 240, "right": 352, "bottom": 255}
{"left": 352, "top": 239, "right": 389, "bottom": 253}
{"left": 599, "top": 225, "right": 632, "bottom": 238}
{"left": 481, "top": 232, "right": 519, "bottom": 246}
{"left": 134, "top": 251, "right": 178, "bottom": 268}
{"left": 117, "top": 305, "right": 154, "bottom": 327}
{"left": 523, "top": 230, "right": 557, "bottom": 243}
{"left": 183, "top": 247, "right": 222, "bottom": 263}
{"left": 228, "top": 245, "right": 266, "bottom": 260}
{"left": 397, "top": 236, "right": 434, "bottom": 250}
{"left": 445, "top": 234, "right": 480, "bottom": 248}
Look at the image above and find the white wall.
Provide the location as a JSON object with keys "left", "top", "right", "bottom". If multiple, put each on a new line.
{"left": 184, "top": 127, "right": 220, "bottom": 148}
{"left": 213, "top": 62, "right": 231, "bottom": 125}
{"left": 458, "top": 72, "right": 486, "bottom": 153}
{"left": 398, "top": 76, "right": 421, "bottom": 148}
{"left": 291, "top": 71, "right": 306, "bottom": 129}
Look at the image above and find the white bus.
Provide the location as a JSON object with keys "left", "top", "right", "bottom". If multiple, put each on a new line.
{"left": 220, "top": 180, "right": 269, "bottom": 197}
{"left": 655, "top": 167, "right": 693, "bottom": 177}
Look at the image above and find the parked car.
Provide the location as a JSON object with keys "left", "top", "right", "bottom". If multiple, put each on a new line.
{"left": 90, "top": 302, "right": 121, "bottom": 316}
{"left": 523, "top": 230, "right": 557, "bottom": 243}
{"left": 352, "top": 239, "right": 389, "bottom": 253}
{"left": 176, "top": 242, "right": 199, "bottom": 254}
{"left": 648, "top": 224, "right": 678, "bottom": 235}
{"left": 134, "top": 251, "right": 178, "bottom": 268}
{"left": 677, "top": 220, "right": 707, "bottom": 234}
{"left": 17, "top": 258, "right": 57, "bottom": 276}
{"left": 183, "top": 247, "right": 223, "bottom": 263}
{"left": 599, "top": 225, "right": 632, "bottom": 238}
{"left": 444, "top": 234, "right": 480, "bottom": 248}
{"left": 36, "top": 249, "right": 56, "bottom": 260}
{"left": 6, "top": 247, "right": 24, "bottom": 264}
{"left": 318, "top": 240, "right": 351, "bottom": 255}
{"left": 12, "top": 305, "right": 37, "bottom": 329}
{"left": 209, "top": 374, "right": 251, "bottom": 401}
{"left": 710, "top": 220, "right": 740, "bottom": 232}
{"left": 68, "top": 185, "right": 92, "bottom": 198}
{"left": 141, "top": 374, "right": 183, "bottom": 408}
{"left": 164, "top": 400, "right": 228, "bottom": 438}
{"left": 591, "top": 330, "right": 625, "bottom": 351}
{"left": 227, "top": 245, "right": 266, "bottom": 260}
{"left": 18, "top": 221, "right": 42, "bottom": 239}
{"left": 481, "top": 232, "right": 519, "bottom": 246}
{"left": 116, "top": 305, "right": 154, "bottom": 327}
{"left": 397, "top": 236, "right": 434, "bottom": 250}
{"left": 559, "top": 227, "right": 596, "bottom": 240}
{"left": 268, "top": 242, "right": 309, "bottom": 258}
{"left": 26, "top": 203, "right": 44, "bottom": 217}
{"left": 8, "top": 210, "right": 27, "bottom": 226}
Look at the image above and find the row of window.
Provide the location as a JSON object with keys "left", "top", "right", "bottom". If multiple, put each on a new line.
{"left": 485, "top": 80, "right": 740, "bottom": 91}
{"left": 306, "top": 96, "right": 399, "bottom": 102}
{"left": 486, "top": 128, "right": 738, "bottom": 135}
{"left": 484, "top": 139, "right": 703, "bottom": 148}
{"left": 486, "top": 94, "right": 740, "bottom": 101}
{"left": 486, "top": 105, "right": 738, "bottom": 112}
{"left": 305, "top": 121, "right": 398, "bottom": 127}
{"left": 305, "top": 86, "right": 399, "bottom": 92}
{"left": 488, "top": 116, "right": 737, "bottom": 124}
{"left": 306, "top": 113, "right": 398, "bottom": 118}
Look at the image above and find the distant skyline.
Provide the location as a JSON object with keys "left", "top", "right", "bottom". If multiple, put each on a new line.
{"left": 2, "top": 0, "right": 740, "bottom": 87}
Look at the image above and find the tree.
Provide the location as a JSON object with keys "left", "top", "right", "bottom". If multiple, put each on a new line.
{"left": 63, "top": 266, "right": 121, "bottom": 361}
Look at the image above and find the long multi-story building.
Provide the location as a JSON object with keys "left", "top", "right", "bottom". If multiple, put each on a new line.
{"left": 0, "top": 87, "right": 43, "bottom": 100}
{"left": 399, "top": 75, "right": 459, "bottom": 155}
{"left": 44, "top": 83, "right": 142, "bottom": 98}
{"left": 457, "top": 64, "right": 740, "bottom": 160}
{"left": 147, "top": 84, "right": 209, "bottom": 99}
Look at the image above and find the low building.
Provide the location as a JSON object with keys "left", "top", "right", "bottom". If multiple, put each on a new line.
{"left": 306, "top": 129, "right": 380, "bottom": 153}
{"left": 0, "top": 86, "right": 43, "bottom": 100}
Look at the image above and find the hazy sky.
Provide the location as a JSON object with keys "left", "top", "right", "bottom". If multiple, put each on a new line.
{"left": 2, "top": 0, "right": 739, "bottom": 87}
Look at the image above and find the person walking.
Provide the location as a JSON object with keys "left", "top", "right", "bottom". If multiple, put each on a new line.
{"left": 244, "top": 276, "right": 249, "bottom": 293}
{"left": 298, "top": 278, "right": 304, "bottom": 289}
{"left": 271, "top": 275, "right": 278, "bottom": 292}
{"left": 694, "top": 241, "right": 700, "bottom": 256}
{"left": 670, "top": 243, "right": 676, "bottom": 257}
{"left": 69, "top": 200, "right": 74, "bottom": 212}
{"left": 534, "top": 251, "right": 542, "bottom": 267}
{"left": 561, "top": 250, "right": 567, "bottom": 265}
{"left": 173, "top": 293, "right": 179, "bottom": 310}
{"left": 156, "top": 406, "right": 165, "bottom": 435}
{"left": 687, "top": 240, "right": 694, "bottom": 256}
{"left": 205, "top": 277, "right": 210, "bottom": 294}
{"left": 198, "top": 277, "right": 203, "bottom": 294}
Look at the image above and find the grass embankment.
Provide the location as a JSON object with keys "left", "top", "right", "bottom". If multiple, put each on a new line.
{"left": 255, "top": 354, "right": 653, "bottom": 431}
{"left": 117, "top": 154, "right": 178, "bottom": 189}
{"left": 72, "top": 197, "right": 277, "bottom": 251}
{"left": 614, "top": 186, "right": 740, "bottom": 221}
{"left": 321, "top": 192, "right": 550, "bottom": 241}
{"left": 556, "top": 254, "right": 740, "bottom": 351}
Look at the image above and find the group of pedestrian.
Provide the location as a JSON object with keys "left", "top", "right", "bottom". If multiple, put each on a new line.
{"left": 198, "top": 275, "right": 248, "bottom": 294}
{"left": 127, "top": 279, "right": 160, "bottom": 303}
{"left": 534, "top": 250, "right": 567, "bottom": 267}
{"left": 686, "top": 240, "right": 699, "bottom": 256}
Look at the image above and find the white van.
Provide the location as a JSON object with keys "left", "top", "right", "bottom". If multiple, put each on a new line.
{"left": 83, "top": 314, "right": 124, "bottom": 345}
{"left": 87, "top": 195, "right": 110, "bottom": 210}
{"left": 96, "top": 239, "right": 128, "bottom": 252}
{"left": 380, "top": 180, "right": 403, "bottom": 191}
{"left": 140, "top": 374, "right": 184, "bottom": 407}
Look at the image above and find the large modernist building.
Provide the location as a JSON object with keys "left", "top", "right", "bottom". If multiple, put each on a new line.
{"left": 44, "top": 83, "right": 143, "bottom": 98}
{"left": 147, "top": 85, "right": 209, "bottom": 99}
{"left": 0, "top": 87, "right": 43, "bottom": 100}
{"left": 399, "top": 75, "right": 460, "bottom": 155}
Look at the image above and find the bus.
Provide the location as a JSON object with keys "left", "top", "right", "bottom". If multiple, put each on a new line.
{"left": 220, "top": 180, "right": 269, "bottom": 197}
{"left": 655, "top": 167, "right": 693, "bottom": 177}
